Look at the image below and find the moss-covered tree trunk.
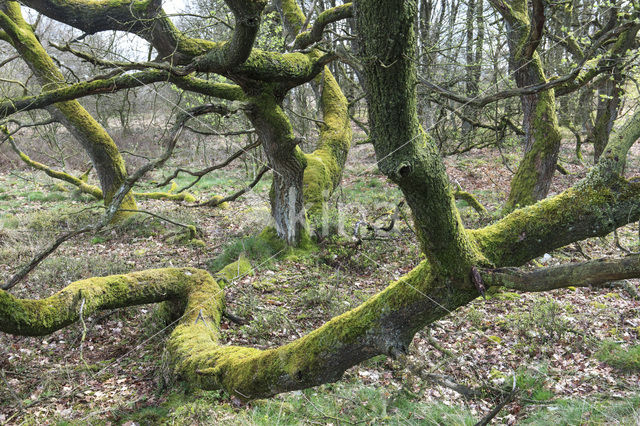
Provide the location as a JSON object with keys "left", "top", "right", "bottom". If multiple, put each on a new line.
{"left": 591, "top": 76, "right": 622, "bottom": 162}
{"left": 356, "top": 0, "right": 484, "bottom": 275}
{"left": 278, "top": 0, "right": 353, "bottom": 215}
{"left": 247, "top": 87, "right": 308, "bottom": 246}
{"left": 242, "top": 0, "right": 351, "bottom": 245}
{"left": 302, "top": 67, "right": 352, "bottom": 214}
{"left": 0, "top": 2, "right": 136, "bottom": 215}
{"left": 489, "top": 0, "right": 562, "bottom": 210}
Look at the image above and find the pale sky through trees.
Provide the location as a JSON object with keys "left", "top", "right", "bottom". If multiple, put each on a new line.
{"left": 163, "top": 0, "right": 187, "bottom": 15}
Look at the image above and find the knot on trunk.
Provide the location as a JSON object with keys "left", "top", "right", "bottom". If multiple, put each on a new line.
{"left": 394, "top": 162, "right": 413, "bottom": 180}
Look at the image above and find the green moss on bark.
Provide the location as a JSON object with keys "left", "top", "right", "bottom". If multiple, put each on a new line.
{"left": 303, "top": 67, "right": 352, "bottom": 214}
{"left": 0, "top": 268, "right": 202, "bottom": 336}
{"left": 506, "top": 86, "right": 561, "bottom": 210}
{"left": 471, "top": 174, "right": 640, "bottom": 266}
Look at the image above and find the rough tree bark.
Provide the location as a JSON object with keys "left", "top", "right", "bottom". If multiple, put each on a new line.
{"left": 240, "top": 0, "right": 351, "bottom": 245}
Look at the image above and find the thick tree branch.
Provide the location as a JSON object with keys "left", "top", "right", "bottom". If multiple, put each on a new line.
{"left": 0, "top": 71, "right": 245, "bottom": 119}
{"left": 20, "top": 0, "right": 265, "bottom": 70}
{"left": 0, "top": 258, "right": 479, "bottom": 399}
{"left": 483, "top": 255, "right": 640, "bottom": 292}
{"left": 600, "top": 108, "right": 640, "bottom": 173}
{"left": 19, "top": 0, "right": 332, "bottom": 83}
{"left": 293, "top": 3, "right": 353, "bottom": 50}
{"left": 471, "top": 105, "right": 640, "bottom": 266}
{"left": 303, "top": 67, "right": 352, "bottom": 213}
{"left": 524, "top": 0, "right": 545, "bottom": 59}
{"left": 471, "top": 173, "right": 640, "bottom": 267}
{"left": 0, "top": 70, "right": 167, "bottom": 119}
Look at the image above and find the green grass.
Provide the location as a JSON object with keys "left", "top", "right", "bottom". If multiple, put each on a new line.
{"left": 513, "top": 366, "right": 555, "bottom": 402}
{"left": 522, "top": 395, "right": 640, "bottom": 425}
{"left": 151, "top": 169, "right": 273, "bottom": 196}
{"left": 207, "top": 235, "right": 281, "bottom": 272}
{"left": 341, "top": 176, "right": 401, "bottom": 205}
{"left": 29, "top": 255, "right": 131, "bottom": 288}
{"left": 114, "top": 381, "right": 477, "bottom": 425}
{"left": 26, "top": 205, "right": 97, "bottom": 232}
{"left": 596, "top": 341, "right": 640, "bottom": 372}
{"left": 25, "top": 191, "right": 67, "bottom": 202}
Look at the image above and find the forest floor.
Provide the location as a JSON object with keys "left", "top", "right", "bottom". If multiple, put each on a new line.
{"left": 0, "top": 132, "right": 639, "bottom": 425}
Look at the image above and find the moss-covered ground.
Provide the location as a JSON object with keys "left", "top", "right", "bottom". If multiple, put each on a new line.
{"left": 0, "top": 131, "right": 639, "bottom": 424}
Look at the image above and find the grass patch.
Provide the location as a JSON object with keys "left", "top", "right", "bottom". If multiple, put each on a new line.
{"left": 28, "top": 255, "right": 131, "bottom": 290}
{"left": 26, "top": 206, "right": 97, "bottom": 232}
{"left": 522, "top": 395, "right": 640, "bottom": 425}
{"left": 513, "top": 367, "right": 554, "bottom": 402}
{"left": 207, "top": 234, "right": 281, "bottom": 272}
{"left": 116, "top": 214, "right": 168, "bottom": 239}
{"left": 26, "top": 191, "right": 67, "bottom": 202}
{"left": 115, "top": 381, "right": 477, "bottom": 425}
{"left": 596, "top": 341, "right": 640, "bottom": 372}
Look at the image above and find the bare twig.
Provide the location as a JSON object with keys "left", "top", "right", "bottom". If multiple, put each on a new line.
{"left": 0, "top": 369, "right": 23, "bottom": 410}
{"left": 193, "top": 165, "right": 270, "bottom": 208}
{"left": 118, "top": 208, "right": 198, "bottom": 238}
{"left": 158, "top": 139, "right": 261, "bottom": 191}
{"left": 474, "top": 373, "right": 517, "bottom": 426}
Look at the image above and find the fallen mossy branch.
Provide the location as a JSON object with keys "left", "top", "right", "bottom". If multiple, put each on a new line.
{"left": 2, "top": 124, "right": 104, "bottom": 200}
{"left": 135, "top": 181, "right": 197, "bottom": 203}
{"left": 7, "top": 137, "right": 196, "bottom": 203}
{"left": 4, "top": 100, "right": 240, "bottom": 206}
